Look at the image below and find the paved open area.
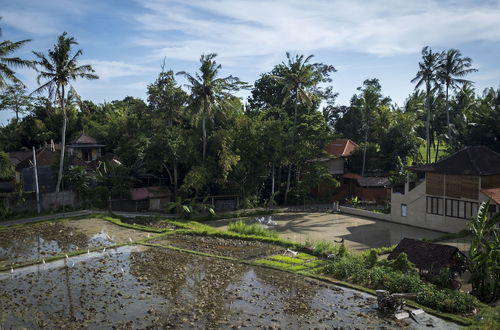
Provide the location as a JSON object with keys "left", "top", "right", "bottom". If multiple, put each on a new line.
{"left": 209, "top": 212, "right": 447, "bottom": 251}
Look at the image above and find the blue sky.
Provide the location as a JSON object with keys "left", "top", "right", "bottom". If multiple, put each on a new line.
{"left": 1, "top": 0, "right": 500, "bottom": 124}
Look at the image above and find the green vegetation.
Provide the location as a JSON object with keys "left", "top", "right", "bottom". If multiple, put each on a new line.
{"left": 228, "top": 219, "right": 279, "bottom": 238}
{"left": 324, "top": 250, "right": 480, "bottom": 315}
{"left": 468, "top": 202, "right": 499, "bottom": 303}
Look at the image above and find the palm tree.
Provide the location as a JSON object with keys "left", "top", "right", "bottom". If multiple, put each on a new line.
{"left": 411, "top": 46, "right": 442, "bottom": 163}
{"left": 177, "top": 53, "right": 245, "bottom": 161}
{"left": 276, "top": 53, "right": 319, "bottom": 203}
{"left": 437, "top": 49, "right": 477, "bottom": 147}
{"left": 32, "top": 32, "right": 98, "bottom": 192}
{"left": 0, "top": 20, "right": 33, "bottom": 88}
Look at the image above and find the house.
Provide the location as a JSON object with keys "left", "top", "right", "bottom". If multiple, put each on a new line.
{"left": 388, "top": 238, "right": 468, "bottom": 274}
{"left": 313, "top": 139, "right": 390, "bottom": 202}
{"left": 110, "top": 186, "right": 171, "bottom": 212}
{"left": 391, "top": 146, "right": 500, "bottom": 233}
{"left": 323, "top": 139, "right": 358, "bottom": 175}
{"left": 67, "top": 134, "right": 105, "bottom": 162}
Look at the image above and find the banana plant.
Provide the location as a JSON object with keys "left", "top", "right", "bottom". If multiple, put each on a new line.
{"left": 468, "top": 201, "right": 499, "bottom": 303}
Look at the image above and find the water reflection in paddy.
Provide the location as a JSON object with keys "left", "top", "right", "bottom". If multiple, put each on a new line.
{"left": 0, "top": 245, "right": 459, "bottom": 329}
{"left": 0, "top": 218, "right": 151, "bottom": 266}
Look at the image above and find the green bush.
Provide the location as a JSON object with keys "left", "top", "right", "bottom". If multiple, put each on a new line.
{"left": 304, "top": 239, "right": 345, "bottom": 257}
{"left": 323, "top": 255, "right": 479, "bottom": 314}
{"left": 228, "top": 220, "right": 278, "bottom": 238}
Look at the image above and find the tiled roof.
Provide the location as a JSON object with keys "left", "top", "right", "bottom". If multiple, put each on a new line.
{"left": 388, "top": 238, "right": 466, "bottom": 271}
{"left": 15, "top": 148, "right": 57, "bottom": 171}
{"left": 9, "top": 151, "right": 32, "bottom": 166}
{"left": 74, "top": 134, "right": 97, "bottom": 144}
{"left": 325, "top": 139, "right": 358, "bottom": 157}
{"left": 410, "top": 146, "right": 500, "bottom": 176}
{"left": 481, "top": 188, "right": 500, "bottom": 204}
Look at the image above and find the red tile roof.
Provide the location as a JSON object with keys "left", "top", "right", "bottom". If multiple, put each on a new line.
{"left": 481, "top": 188, "right": 500, "bottom": 204}
{"left": 325, "top": 139, "right": 358, "bottom": 157}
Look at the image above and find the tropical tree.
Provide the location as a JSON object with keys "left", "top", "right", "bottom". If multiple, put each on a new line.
{"left": 352, "top": 79, "right": 391, "bottom": 176}
{"left": 437, "top": 49, "right": 477, "bottom": 147}
{"left": 177, "top": 53, "right": 246, "bottom": 161}
{"left": 32, "top": 32, "right": 98, "bottom": 192}
{"left": 411, "top": 46, "right": 442, "bottom": 163}
{"left": 469, "top": 201, "right": 499, "bottom": 303}
{"left": 0, "top": 20, "right": 33, "bottom": 89}
{"left": 275, "top": 53, "right": 332, "bottom": 203}
{"left": 0, "top": 82, "right": 33, "bottom": 121}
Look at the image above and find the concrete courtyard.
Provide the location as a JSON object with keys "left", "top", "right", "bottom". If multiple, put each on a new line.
{"left": 208, "top": 212, "right": 463, "bottom": 252}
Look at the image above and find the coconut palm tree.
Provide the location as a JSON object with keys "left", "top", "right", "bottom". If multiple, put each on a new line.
{"left": 177, "top": 53, "right": 245, "bottom": 161}
{"left": 411, "top": 46, "right": 442, "bottom": 163}
{"left": 32, "top": 32, "right": 98, "bottom": 192}
{"left": 276, "top": 53, "right": 319, "bottom": 203}
{"left": 0, "top": 20, "right": 33, "bottom": 88}
{"left": 437, "top": 49, "right": 477, "bottom": 147}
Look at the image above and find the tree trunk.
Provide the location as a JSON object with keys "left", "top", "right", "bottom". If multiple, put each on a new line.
{"left": 435, "top": 138, "right": 440, "bottom": 163}
{"left": 271, "top": 163, "right": 275, "bottom": 198}
{"left": 445, "top": 84, "right": 451, "bottom": 147}
{"left": 285, "top": 94, "right": 299, "bottom": 204}
{"left": 202, "top": 115, "right": 207, "bottom": 161}
{"left": 173, "top": 159, "right": 178, "bottom": 196}
{"left": 361, "top": 126, "right": 368, "bottom": 177}
{"left": 55, "top": 84, "right": 66, "bottom": 193}
{"left": 284, "top": 164, "right": 292, "bottom": 204}
{"left": 426, "top": 83, "right": 431, "bottom": 164}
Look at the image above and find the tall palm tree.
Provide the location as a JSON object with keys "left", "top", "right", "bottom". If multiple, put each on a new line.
{"left": 437, "top": 49, "right": 477, "bottom": 147}
{"left": 276, "top": 53, "right": 319, "bottom": 203}
{"left": 177, "top": 53, "right": 245, "bottom": 161}
{"left": 32, "top": 32, "right": 98, "bottom": 192}
{"left": 411, "top": 46, "right": 442, "bottom": 163}
{"left": 0, "top": 20, "right": 33, "bottom": 88}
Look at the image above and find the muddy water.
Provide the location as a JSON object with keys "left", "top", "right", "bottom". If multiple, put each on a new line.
{"left": 0, "top": 245, "right": 459, "bottom": 329}
{"left": 152, "top": 234, "right": 282, "bottom": 259}
{"left": 0, "top": 219, "right": 151, "bottom": 267}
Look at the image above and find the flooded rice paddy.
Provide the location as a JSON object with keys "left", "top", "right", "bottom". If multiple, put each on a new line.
{"left": 151, "top": 234, "right": 282, "bottom": 259}
{"left": 0, "top": 218, "right": 460, "bottom": 329}
{"left": 0, "top": 218, "right": 151, "bottom": 267}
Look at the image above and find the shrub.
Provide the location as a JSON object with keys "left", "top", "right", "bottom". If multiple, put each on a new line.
{"left": 365, "top": 250, "right": 378, "bottom": 268}
{"left": 304, "top": 239, "right": 346, "bottom": 257}
{"left": 228, "top": 220, "right": 278, "bottom": 238}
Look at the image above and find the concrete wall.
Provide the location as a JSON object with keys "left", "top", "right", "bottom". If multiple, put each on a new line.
{"left": 390, "top": 180, "right": 471, "bottom": 233}
{"left": 1, "top": 190, "right": 77, "bottom": 213}
{"left": 340, "top": 205, "right": 391, "bottom": 221}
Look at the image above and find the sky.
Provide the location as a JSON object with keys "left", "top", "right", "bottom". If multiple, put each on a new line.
{"left": 1, "top": 0, "right": 500, "bottom": 124}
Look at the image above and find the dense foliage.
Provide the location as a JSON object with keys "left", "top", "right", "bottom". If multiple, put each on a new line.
{"left": 0, "top": 26, "right": 498, "bottom": 207}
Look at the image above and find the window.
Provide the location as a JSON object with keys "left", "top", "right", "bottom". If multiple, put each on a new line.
{"left": 426, "top": 196, "right": 444, "bottom": 215}
{"left": 444, "top": 198, "right": 479, "bottom": 219}
{"left": 401, "top": 204, "right": 407, "bottom": 217}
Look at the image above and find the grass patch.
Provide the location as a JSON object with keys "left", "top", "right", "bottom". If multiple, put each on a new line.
{"left": 228, "top": 220, "right": 279, "bottom": 238}
{"left": 269, "top": 255, "right": 305, "bottom": 264}
{"left": 94, "top": 214, "right": 167, "bottom": 233}
{"left": 423, "top": 229, "right": 470, "bottom": 243}
{"left": 193, "top": 208, "right": 283, "bottom": 222}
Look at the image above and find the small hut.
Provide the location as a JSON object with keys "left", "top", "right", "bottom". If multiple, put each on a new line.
{"left": 388, "top": 238, "right": 468, "bottom": 274}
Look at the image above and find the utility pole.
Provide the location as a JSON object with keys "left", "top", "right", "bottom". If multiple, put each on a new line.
{"left": 32, "top": 147, "right": 41, "bottom": 214}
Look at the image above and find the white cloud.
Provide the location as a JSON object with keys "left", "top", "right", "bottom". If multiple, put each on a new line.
{"left": 86, "top": 60, "right": 157, "bottom": 80}
{"left": 132, "top": 0, "right": 500, "bottom": 66}
{"left": 1, "top": 10, "right": 58, "bottom": 35}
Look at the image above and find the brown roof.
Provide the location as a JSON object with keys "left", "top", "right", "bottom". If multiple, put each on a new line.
{"left": 410, "top": 146, "right": 500, "bottom": 176}
{"left": 15, "top": 148, "right": 58, "bottom": 170}
{"left": 9, "top": 151, "right": 32, "bottom": 166}
{"left": 74, "top": 134, "right": 97, "bottom": 144}
{"left": 388, "top": 238, "right": 466, "bottom": 271}
{"left": 130, "top": 186, "right": 170, "bottom": 200}
{"left": 325, "top": 139, "right": 358, "bottom": 157}
{"left": 481, "top": 188, "right": 500, "bottom": 204}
